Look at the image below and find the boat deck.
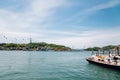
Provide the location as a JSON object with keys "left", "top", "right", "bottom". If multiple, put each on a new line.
{"left": 87, "top": 58, "right": 120, "bottom": 66}
{"left": 87, "top": 58, "right": 120, "bottom": 70}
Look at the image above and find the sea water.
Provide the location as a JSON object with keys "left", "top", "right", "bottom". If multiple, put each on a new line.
{"left": 0, "top": 51, "right": 119, "bottom": 80}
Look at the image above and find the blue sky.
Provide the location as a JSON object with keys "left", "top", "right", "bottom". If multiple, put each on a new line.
{"left": 0, "top": 0, "right": 120, "bottom": 48}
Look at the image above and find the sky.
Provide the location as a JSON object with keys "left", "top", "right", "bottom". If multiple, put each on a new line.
{"left": 0, "top": 0, "right": 120, "bottom": 49}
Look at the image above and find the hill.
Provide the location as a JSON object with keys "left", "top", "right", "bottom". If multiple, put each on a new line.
{"left": 0, "top": 42, "right": 71, "bottom": 51}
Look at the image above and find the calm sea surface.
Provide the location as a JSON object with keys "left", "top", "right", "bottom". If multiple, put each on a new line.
{"left": 0, "top": 51, "right": 119, "bottom": 80}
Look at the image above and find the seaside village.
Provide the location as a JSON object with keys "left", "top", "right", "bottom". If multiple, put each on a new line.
{"left": 90, "top": 45, "right": 120, "bottom": 65}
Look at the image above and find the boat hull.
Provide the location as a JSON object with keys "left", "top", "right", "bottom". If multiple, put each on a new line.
{"left": 86, "top": 58, "right": 120, "bottom": 70}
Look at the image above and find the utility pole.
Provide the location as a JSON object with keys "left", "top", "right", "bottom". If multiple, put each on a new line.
{"left": 30, "top": 37, "right": 32, "bottom": 44}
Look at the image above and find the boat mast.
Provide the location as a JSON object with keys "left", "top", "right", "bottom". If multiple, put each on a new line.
{"left": 114, "top": 45, "right": 120, "bottom": 55}
{"left": 117, "top": 46, "right": 120, "bottom": 55}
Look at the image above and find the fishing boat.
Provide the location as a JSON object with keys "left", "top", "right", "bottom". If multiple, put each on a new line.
{"left": 86, "top": 57, "right": 120, "bottom": 70}
{"left": 86, "top": 46, "right": 120, "bottom": 70}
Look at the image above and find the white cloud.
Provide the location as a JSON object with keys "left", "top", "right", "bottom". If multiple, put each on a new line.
{"left": 25, "top": 27, "right": 120, "bottom": 48}
{"left": 30, "top": 0, "right": 65, "bottom": 17}
{"left": 0, "top": 0, "right": 67, "bottom": 35}
{"left": 63, "top": 0, "right": 120, "bottom": 24}
{"left": 57, "top": 30, "right": 120, "bottom": 48}
{"left": 85, "top": 0, "right": 120, "bottom": 12}
{"left": 1, "top": 25, "right": 120, "bottom": 48}
{"left": 0, "top": 0, "right": 120, "bottom": 48}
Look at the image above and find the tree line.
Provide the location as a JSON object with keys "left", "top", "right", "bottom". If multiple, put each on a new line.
{"left": 85, "top": 45, "right": 116, "bottom": 51}
{"left": 0, "top": 42, "right": 71, "bottom": 51}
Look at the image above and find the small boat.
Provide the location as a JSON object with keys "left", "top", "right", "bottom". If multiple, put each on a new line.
{"left": 86, "top": 45, "right": 120, "bottom": 70}
{"left": 86, "top": 57, "right": 120, "bottom": 70}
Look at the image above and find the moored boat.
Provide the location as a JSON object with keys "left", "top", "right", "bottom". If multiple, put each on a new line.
{"left": 86, "top": 45, "right": 120, "bottom": 70}
{"left": 86, "top": 57, "right": 120, "bottom": 70}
